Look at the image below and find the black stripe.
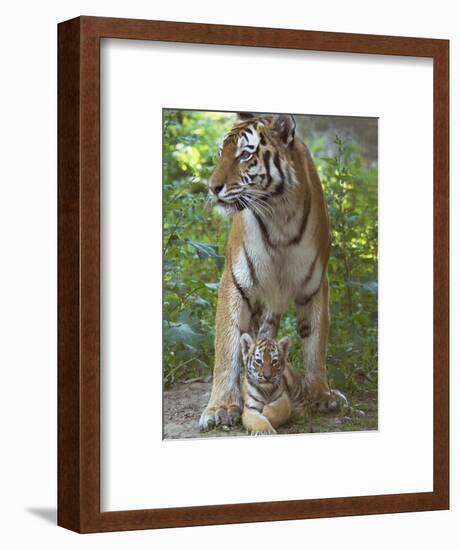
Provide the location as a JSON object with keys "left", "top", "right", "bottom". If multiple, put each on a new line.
{"left": 271, "top": 181, "right": 285, "bottom": 197}
{"left": 244, "top": 404, "right": 263, "bottom": 413}
{"left": 266, "top": 386, "right": 283, "bottom": 403}
{"left": 273, "top": 151, "right": 284, "bottom": 179}
{"left": 225, "top": 191, "right": 241, "bottom": 199}
{"left": 295, "top": 287, "right": 319, "bottom": 307}
{"left": 263, "top": 150, "right": 272, "bottom": 188}
{"left": 282, "top": 374, "right": 290, "bottom": 390}
{"left": 253, "top": 211, "right": 274, "bottom": 249}
{"left": 302, "top": 248, "right": 321, "bottom": 285}
{"left": 243, "top": 243, "right": 258, "bottom": 287}
{"left": 287, "top": 195, "right": 311, "bottom": 246}
{"left": 250, "top": 378, "right": 282, "bottom": 403}
{"left": 297, "top": 247, "right": 329, "bottom": 302}
{"left": 247, "top": 380, "right": 269, "bottom": 401}
{"left": 284, "top": 373, "right": 303, "bottom": 403}
{"left": 269, "top": 151, "right": 285, "bottom": 197}
{"left": 247, "top": 391, "right": 265, "bottom": 405}
{"left": 298, "top": 320, "right": 312, "bottom": 338}
{"left": 295, "top": 279, "right": 323, "bottom": 307}
{"left": 231, "top": 267, "right": 252, "bottom": 313}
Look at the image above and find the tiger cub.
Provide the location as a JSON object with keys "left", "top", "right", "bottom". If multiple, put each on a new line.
{"left": 240, "top": 333, "right": 307, "bottom": 435}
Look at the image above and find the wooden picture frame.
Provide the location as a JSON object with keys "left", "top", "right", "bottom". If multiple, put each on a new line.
{"left": 58, "top": 16, "right": 449, "bottom": 533}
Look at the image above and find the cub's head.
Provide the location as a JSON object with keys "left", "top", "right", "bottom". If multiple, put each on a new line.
{"left": 208, "top": 113, "right": 297, "bottom": 214}
{"left": 240, "top": 333, "right": 290, "bottom": 386}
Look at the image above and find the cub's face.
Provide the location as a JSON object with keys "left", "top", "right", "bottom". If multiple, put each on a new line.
{"left": 207, "top": 113, "right": 296, "bottom": 214}
{"left": 240, "top": 333, "right": 290, "bottom": 386}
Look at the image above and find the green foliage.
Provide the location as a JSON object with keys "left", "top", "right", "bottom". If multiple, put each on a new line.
{"left": 163, "top": 111, "right": 378, "bottom": 402}
{"left": 319, "top": 136, "right": 377, "bottom": 396}
{"left": 163, "top": 110, "right": 233, "bottom": 384}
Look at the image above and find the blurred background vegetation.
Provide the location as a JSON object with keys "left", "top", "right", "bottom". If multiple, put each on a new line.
{"left": 163, "top": 110, "right": 378, "bottom": 408}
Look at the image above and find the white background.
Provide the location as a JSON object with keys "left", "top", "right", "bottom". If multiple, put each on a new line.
{"left": 0, "top": 0, "right": 457, "bottom": 548}
{"left": 101, "top": 40, "right": 433, "bottom": 511}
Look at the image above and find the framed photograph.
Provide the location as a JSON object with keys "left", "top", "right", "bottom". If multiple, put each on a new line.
{"left": 58, "top": 16, "right": 449, "bottom": 533}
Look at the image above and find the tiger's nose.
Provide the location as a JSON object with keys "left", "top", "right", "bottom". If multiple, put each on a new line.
{"left": 211, "top": 184, "right": 224, "bottom": 196}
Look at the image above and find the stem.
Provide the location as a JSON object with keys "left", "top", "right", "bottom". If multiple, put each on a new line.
{"left": 168, "top": 285, "right": 208, "bottom": 315}
{"left": 165, "top": 357, "right": 196, "bottom": 382}
{"left": 163, "top": 212, "right": 184, "bottom": 256}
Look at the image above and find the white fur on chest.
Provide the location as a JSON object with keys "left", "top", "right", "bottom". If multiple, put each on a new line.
{"left": 234, "top": 211, "right": 324, "bottom": 314}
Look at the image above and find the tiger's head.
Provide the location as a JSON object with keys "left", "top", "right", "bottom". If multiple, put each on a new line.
{"left": 240, "top": 333, "right": 290, "bottom": 386}
{"left": 208, "top": 113, "right": 297, "bottom": 214}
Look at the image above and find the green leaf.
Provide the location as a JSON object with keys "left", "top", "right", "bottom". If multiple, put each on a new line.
{"left": 348, "top": 280, "right": 378, "bottom": 294}
{"left": 320, "top": 157, "right": 338, "bottom": 166}
{"left": 190, "top": 295, "right": 210, "bottom": 307}
{"left": 205, "top": 282, "right": 220, "bottom": 290}
{"left": 163, "top": 321, "right": 202, "bottom": 348}
{"left": 183, "top": 239, "right": 225, "bottom": 269}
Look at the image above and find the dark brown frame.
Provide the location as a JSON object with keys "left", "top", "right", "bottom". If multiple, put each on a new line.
{"left": 58, "top": 16, "right": 449, "bottom": 533}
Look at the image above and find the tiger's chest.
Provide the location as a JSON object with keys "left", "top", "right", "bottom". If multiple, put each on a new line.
{"left": 253, "top": 250, "right": 311, "bottom": 312}
{"left": 233, "top": 212, "right": 323, "bottom": 314}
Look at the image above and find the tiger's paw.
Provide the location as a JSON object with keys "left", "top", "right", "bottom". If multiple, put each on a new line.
{"left": 311, "top": 389, "right": 349, "bottom": 413}
{"left": 199, "top": 402, "right": 242, "bottom": 431}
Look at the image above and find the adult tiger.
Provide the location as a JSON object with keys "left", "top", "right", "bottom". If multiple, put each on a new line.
{"left": 199, "top": 112, "right": 347, "bottom": 431}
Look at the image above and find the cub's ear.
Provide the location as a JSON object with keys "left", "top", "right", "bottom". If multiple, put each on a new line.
{"left": 278, "top": 336, "right": 290, "bottom": 358}
{"left": 236, "top": 112, "right": 255, "bottom": 122}
{"left": 240, "top": 333, "right": 254, "bottom": 362}
{"left": 272, "top": 114, "right": 296, "bottom": 146}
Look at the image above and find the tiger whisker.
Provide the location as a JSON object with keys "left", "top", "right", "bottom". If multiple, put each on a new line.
{"left": 244, "top": 193, "right": 274, "bottom": 218}
{"left": 240, "top": 195, "right": 262, "bottom": 218}
{"left": 248, "top": 197, "right": 271, "bottom": 219}
{"left": 203, "top": 195, "right": 215, "bottom": 214}
{"left": 244, "top": 190, "right": 275, "bottom": 212}
{"left": 243, "top": 195, "right": 271, "bottom": 219}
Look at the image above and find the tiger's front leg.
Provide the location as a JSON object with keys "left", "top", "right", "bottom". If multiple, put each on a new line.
{"left": 295, "top": 276, "right": 348, "bottom": 412}
{"left": 199, "top": 267, "right": 251, "bottom": 431}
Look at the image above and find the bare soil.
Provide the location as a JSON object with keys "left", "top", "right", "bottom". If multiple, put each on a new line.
{"left": 163, "top": 381, "right": 378, "bottom": 440}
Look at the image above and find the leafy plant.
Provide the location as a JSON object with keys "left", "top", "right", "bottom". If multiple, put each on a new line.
{"left": 163, "top": 110, "right": 232, "bottom": 385}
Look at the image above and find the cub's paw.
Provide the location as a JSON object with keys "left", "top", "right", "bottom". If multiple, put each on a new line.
{"left": 249, "top": 428, "right": 277, "bottom": 436}
{"left": 199, "top": 403, "right": 242, "bottom": 431}
{"left": 311, "top": 389, "right": 349, "bottom": 413}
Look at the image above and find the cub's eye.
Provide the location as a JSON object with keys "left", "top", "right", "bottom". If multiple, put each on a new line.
{"left": 239, "top": 150, "right": 252, "bottom": 162}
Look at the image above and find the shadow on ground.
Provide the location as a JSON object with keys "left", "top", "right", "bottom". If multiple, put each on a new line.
{"left": 26, "top": 508, "right": 56, "bottom": 525}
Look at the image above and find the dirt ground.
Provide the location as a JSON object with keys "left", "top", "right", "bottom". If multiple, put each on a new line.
{"left": 163, "top": 381, "right": 378, "bottom": 440}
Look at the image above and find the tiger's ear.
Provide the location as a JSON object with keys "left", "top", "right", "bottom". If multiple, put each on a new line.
{"left": 240, "top": 333, "right": 254, "bottom": 363}
{"left": 272, "top": 114, "right": 296, "bottom": 146}
{"left": 278, "top": 336, "right": 290, "bottom": 358}
{"left": 236, "top": 112, "right": 255, "bottom": 122}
